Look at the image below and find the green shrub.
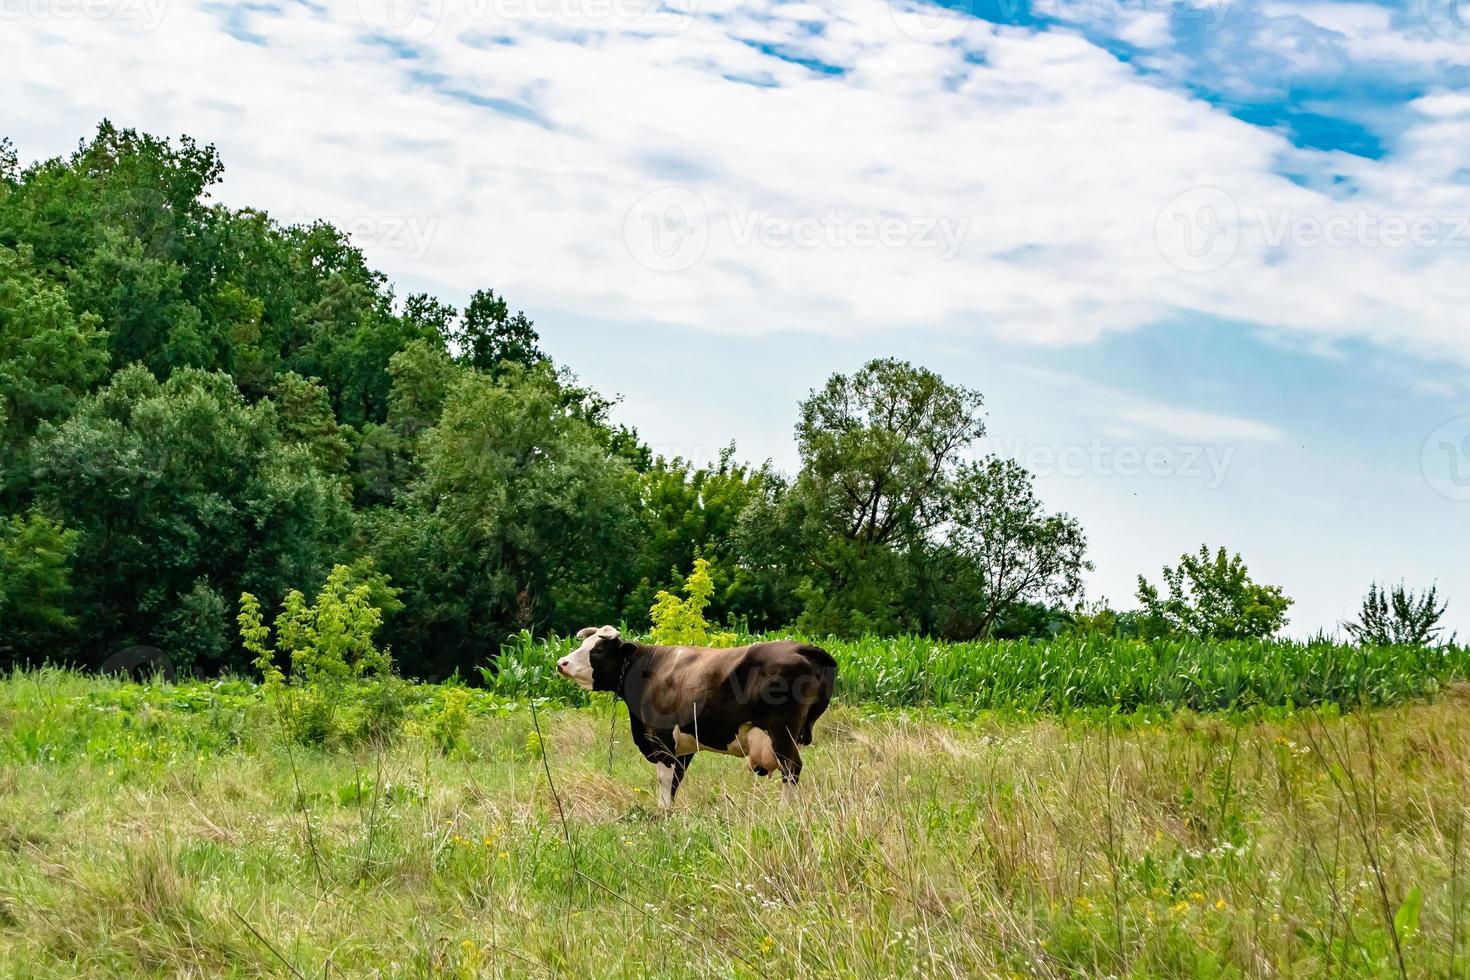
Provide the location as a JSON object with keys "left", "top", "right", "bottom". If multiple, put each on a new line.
{"left": 238, "top": 564, "right": 400, "bottom": 746}
{"left": 419, "top": 687, "right": 471, "bottom": 756}
{"left": 648, "top": 558, "right": 735, "bottom": 647}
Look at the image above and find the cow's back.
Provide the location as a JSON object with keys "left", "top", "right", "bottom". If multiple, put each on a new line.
{"left": 631, "top": 640, "right": 834, "bottom": 754}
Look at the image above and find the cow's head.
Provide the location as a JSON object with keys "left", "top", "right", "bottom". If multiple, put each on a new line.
{"left": 557, "top": 625, "right": 629, "bottom": 691}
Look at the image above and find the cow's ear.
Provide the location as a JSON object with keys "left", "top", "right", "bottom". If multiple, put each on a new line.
{"left": 576, "top": 626, "right": 599, "bottom": 639}
{"left": 596, "top": 625, "right": 620, "bottom": 639}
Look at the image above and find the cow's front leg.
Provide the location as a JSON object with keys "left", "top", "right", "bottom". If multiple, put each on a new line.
{"left": 656, "top": 753, "right": 693, "bottom": 809}
{"left": 770, "top": 731, "right": 802, "bottom": 803}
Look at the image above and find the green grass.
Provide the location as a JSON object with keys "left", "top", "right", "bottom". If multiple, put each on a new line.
{"left": 2, "top": 669, "right": 1470, "bottom": 976}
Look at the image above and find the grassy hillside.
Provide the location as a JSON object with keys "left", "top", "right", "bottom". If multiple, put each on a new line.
{"left": 2, "top": 671, "right": 1468, "bottom": 976}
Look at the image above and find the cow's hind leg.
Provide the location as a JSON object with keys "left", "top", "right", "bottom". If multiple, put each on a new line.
{"left": 799, "top": 687, "right": 830, "bottom": 746}
{"left": 656, "top": 753, "right": 693, "bottom": 809}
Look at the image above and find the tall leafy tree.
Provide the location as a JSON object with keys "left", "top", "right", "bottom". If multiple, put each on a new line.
{"left": 1137, "top": 545, "right": 1292, "bottom": 640}
{"left": 934, "top": 457, "right": 1090, "bottom": 639}
{"left": 354, "top": 338, "right": 462, "bottom": 507}
{"left": 786, "top": 358, "right": 987, "bottom": 635}
{"left": 0, "top": 122, "right": 223, "bottom": 376}
{"left": 795, "top": 357, "right": 985, "bottom": 545}
{"left": 449, "top": 288, "right": 544, "bottom": 374}
{"left": 1, "top": 125, "right": 439, "bottom": 426}
{"left": 622, "top": 447, "right": 787, "bottom": 628}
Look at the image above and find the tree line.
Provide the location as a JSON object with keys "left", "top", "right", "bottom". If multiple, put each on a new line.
{"left": 0, "top": 124, "right": 1449, "bottom": 680}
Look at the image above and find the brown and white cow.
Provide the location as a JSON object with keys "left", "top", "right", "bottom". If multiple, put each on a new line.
{"left": 557, "top": 626, "right": 835, "bottom": 807}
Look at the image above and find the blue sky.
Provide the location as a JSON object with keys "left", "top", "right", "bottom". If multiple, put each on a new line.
{"left": 3, "top": 0, "right": 1468, "bottom": 635}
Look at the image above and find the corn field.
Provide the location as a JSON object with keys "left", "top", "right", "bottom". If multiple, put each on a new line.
{"left": 488, "top": 632, "right": 1470, "bottom": 713}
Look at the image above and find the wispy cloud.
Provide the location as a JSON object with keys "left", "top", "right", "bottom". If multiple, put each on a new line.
{"left": 1014, "top": 368, "right": 1285, "bottom": 443}
{"left": 1113, "top": 404, "right": 1285, "bottom": 443}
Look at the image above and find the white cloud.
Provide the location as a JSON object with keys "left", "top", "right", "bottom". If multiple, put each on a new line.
{"left": 1412, "top": 91, "right": 1470, "bottom": 117}
{"left": 2, "top": 0, "right": 1469, "bottom": 364}
{"left": 1112, "top": 404, "right": 1284, "bottom": 443}
{"left": 1258, "top": 1, "right": 1393, "bottom": 36}
{"left": 1011, "top": 369, "right": 1285, "bottom": 443}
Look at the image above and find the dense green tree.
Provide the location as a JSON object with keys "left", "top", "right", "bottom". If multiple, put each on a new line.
{"left": 0, "top": 245, "right": 109, "bottom": 481}
{"left": 1137, "top": 545, "right": 1292, "bottom": 640}
{"left": 354, "top": 338, "right": 462, "bottom": 507}
{"left": 795, "top": 357, "right": 985, "bottom": 546}
{"left": 449, "top": 288, "right": 543, "bottom": 374}
{"left": 0, "top": 125, "right": 438, "bottom": 427}
{"left": 987, "top": 601, "right": 1075, "bottom": 640}
{"left": 620, "top": 447, "right": 786, "bottom": 628}
{"left": 268, "top": 372, "right": 351, "bottom": 473}
{"left": 28, "top": 366, "right": 352, "bottom": 669}
{"left": 369, "top": 364, "right": 641, "bottom": 678}
{"left": 0, "top": 123, "right": 222, "bottom": 376}
{"left": 0, "top": 510, "right": 78, "bottom": 663}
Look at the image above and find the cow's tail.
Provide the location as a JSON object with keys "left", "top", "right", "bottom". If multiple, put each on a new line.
{"left": 795, "top": 644, "right": 835, "bottom": 745}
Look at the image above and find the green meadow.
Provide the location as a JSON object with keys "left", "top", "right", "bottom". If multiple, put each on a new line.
{"left": 3, "top": 653, "right": 1469, "bottom": 978}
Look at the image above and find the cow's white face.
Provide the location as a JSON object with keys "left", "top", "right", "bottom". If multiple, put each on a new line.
{"left": 557, "top": 625, "right": 619, "bottom": 690}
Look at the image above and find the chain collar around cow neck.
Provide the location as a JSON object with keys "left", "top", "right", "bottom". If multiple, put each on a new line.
{"left": 614, "top": 643, "right": 637, "bottom": 699}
